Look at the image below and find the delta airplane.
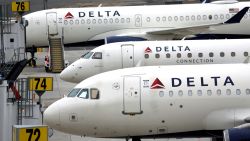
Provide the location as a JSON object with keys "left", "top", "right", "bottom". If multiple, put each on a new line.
{"left": 23, "top": 2, "right": 250, "bottom": 47}
{"left": 45, "top": 64, "right": 250, "bottom": 141}
{"left": 60, "top": 39, "right": 250, "bottom": 83}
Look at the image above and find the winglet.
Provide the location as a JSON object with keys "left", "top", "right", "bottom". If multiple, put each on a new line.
{"left": 225, "top": 7, "right": 250, "bottom": 24}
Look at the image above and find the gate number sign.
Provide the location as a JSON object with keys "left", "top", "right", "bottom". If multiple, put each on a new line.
{"left": 12, "top": 1, "right": 30, "bottom": 12}
{"left": 13, "top": 125, "right": 48, "bottom": 141}
{"left": 29, "top": 77, "right": 53, "bottom": 91}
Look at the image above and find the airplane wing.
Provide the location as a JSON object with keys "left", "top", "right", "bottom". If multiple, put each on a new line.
{"left": 147, "top": 7, "right": 249, "bottom": 36}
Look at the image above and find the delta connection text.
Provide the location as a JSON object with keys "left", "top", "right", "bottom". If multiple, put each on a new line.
{"left": 154, "top": 46, "right": 214, "bottom": 64}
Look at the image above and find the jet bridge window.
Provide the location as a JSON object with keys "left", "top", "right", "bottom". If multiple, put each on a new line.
{"left": 92, "top": 52, "right": 102, "bottom": 59}
{"left": 77, "top": 89, "right": 89, "bottom": 99}
{"left": 90, "top": 88, "right": 100, "bottom": 99}
{"left": 68, "top": 88, "right": 81, "bottom": 97}
{"left": 81, "top": 52, "right": 94, "bottom": 59}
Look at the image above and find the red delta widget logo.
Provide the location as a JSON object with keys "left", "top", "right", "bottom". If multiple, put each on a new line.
{"left": 65, "top": 12, "right": 74, "bottom": 19}
{"left": 145, "top": 47, "right": 152, "bottom": 53}
{"left": 151, "top": 78, "right": 165, "bottom": 89}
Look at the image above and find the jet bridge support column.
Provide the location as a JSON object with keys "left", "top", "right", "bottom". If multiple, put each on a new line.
{"left": 0, "top": 81, "right": 8, "bottom": 141}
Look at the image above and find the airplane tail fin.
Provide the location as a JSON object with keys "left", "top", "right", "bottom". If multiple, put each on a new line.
{"left": 224, "top": 7, "right": 250, "bottom": 24}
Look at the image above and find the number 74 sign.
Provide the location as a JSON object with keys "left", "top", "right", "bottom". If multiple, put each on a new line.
{"left": 29, "top": 77, "right": 53, "bottom": 91}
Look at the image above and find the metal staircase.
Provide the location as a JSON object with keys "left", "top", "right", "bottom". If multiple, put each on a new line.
{"left": 49, "top": 38, "right": 65, "bottom": 73}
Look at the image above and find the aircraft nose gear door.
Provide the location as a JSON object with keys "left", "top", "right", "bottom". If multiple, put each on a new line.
{"left": 121, "top": 44, "right": 134, "bottom": 68}
{"left": 46, "top": 12, "right": 58, "bottom": 35}
{"left": 123, "top": 76, "right": 142, "bottom": 115}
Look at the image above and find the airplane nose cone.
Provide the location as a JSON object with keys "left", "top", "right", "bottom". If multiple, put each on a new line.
{"left": 44, "top": 101, "right": 61, "bottom": 128}
{"left": 60, "top": 65, "right": 78, "bottom": 83}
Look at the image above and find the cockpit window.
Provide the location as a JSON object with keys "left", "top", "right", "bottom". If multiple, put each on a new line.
{"left": 92, "top": 52, "right": 102, "bottom": 59}
{"left": 81, "top": 52, "right": 93, "bottom": 59}
{"left": 67, "top": 88, "right": 81, "bottom": 97}
{"left": 90, "top": 88, "right": 100, "bottom": 99}
{"left": 77, "top": 89, "right": 89, "bottom": 99}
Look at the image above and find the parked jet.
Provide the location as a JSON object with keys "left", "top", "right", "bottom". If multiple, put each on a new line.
{"left": 45, "top": 64, "right": 250, "bottom": 141}
{"left": 23, "top": 2, "right": 250, "bottom": 47}
{"left": 60, "top": 39, "right": 250, "bottom": 83}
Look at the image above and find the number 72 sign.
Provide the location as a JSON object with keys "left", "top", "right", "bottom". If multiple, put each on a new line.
{"left": 29, "top": 77, "right": 53, "bottom": 91}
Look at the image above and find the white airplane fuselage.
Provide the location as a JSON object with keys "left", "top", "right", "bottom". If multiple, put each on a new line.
{"left": 45, "top": 64, "right": 250, "bottom": 138}
{"left": 60, "top": 39, "right": 250, "bottom": 83}
{"left": 24, "top": 2, "right": 250, "bottom": 47}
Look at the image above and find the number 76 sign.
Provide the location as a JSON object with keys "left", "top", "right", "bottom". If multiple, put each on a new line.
{"left": 29, "top": 77, "right": 53, "bottom": 91}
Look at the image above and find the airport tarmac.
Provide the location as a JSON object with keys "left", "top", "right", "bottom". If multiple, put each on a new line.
{"left": 18, "top": 47, "right": 212, "bottom": 141}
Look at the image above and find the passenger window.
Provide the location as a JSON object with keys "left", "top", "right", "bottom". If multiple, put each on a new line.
{"left": 231, "top": 52, "right": 236, "bottom": 57}
{"left": 209, "top": 52, "right": 214, "bottom": 57}
{"left": 146, "top": 17, "right": 151, "bottom": 22}
{"left": 70, "top": 20, "right": 74, "bottom": 25}
{"left": 217, "top": 89, "right": 221, "bottom": 95}
{"left": 246, "top": 89, "right": 250, "bottom": 95}
{"left": 168, "top": 16, "right": 172, "bottom": 21}
{"left": 220, "top": 52, "right": 225, "bottom": 57}
{"left": 180, "top": 16, "right": 184, "bottom": 21}
{"left": 92, "top": 52, "right": 102, "bottom": 59}
{"left": 178, "top": 90, "right": 183, "bottom": 96}
{"left": 145, "top": 54, "right": 149, "bottom": 59}
{"left": 188, "top": 90, "right": 192, "bottom": 96}
{"left": 166, "top": 53, "right": 171, "bottom": 58}
{"left": 174, "top": 16, "right": 178, "bottom": 21}
{"left": 226, "top": 89, "right": 231, "bottom": 95}
{"left": 226, "top": 14, "right": 230, "bottom": 19}
{"left": 156, "top": 17, "right": 160, "bottom": 22}
{"left": 197, "top": 90, "right": 202, "bottom": 96}
{"left": 104, "top": 19, "right": 108, "bottom": 24}
{"left": 236, "top": 89, "right": 241, "bottom": 95}
{"left": 155, "top": 54, "right": 160, "bottom": 58}
{"left": 162, "top": 16, "right": 166, "bottom": 21}
{"left": 209, "top": 15, "right": 212, "bottom": 20}
{"left": 90, "top": 88, "right": 100, "bottom": 99}
{"left": 187, "top": 53, "right": 192, "bottom": 58}
{"left": 109, "top": 18, "right": 113, "bottom": 23}
{"left": 77, "top": 89, "right": 89, "bottom": 99}
{"left": 214, "top": 15, "right": 218, "bottom": 20}
{"left": 98, "top": 19, "right": 102, "bottom": 24}
{"left": 203, "top": 15, "right": 207, "bottom": 20}
{"left": 68, "top": 88, "right": 81, "bottom": 97}
{"left": 169, "top": 91, "right": 173, "bottom": 97}
{"left": 121, "top": 18, "right": 125, "bottom": 23}
{"left": 191, "top": 15, "right": 195, "bottom": 20}
{"left": 207, "top": 90, "right": 212, "bottom": 96}
{"left": 197, "top": 15, "right": 201, "bottom": 20}
{"left": 244, "top": 52, "right": 248, "bottom": 57}
{"left": 115, "top": 18, "right": 119, "bottom": 23}
{"left": 220, "top": 14, "right": 224, "bottom": 19}
{"left": 185, "top": 16, "right": 189, "bottom": 21}
{"left": 92, "top": 19, "right": 96, "bottom": 24}
{"left": 126, "top": 18, "right": 130, "bottom": 23}
{"left": 64, "top": 20, "right": 68, "bottom": 25}
{"left": 75, "top": 19, "right": 79, "bottom": 24}
{"left": 81, "top": 52, "right": 93, "bottom": 59}
{"left": 177, "top": 53, "right": 181, "bottom": 58}
{"left": 87, "top": 19, "right": 91, "bottom": 24}
{"left": 198, "top": 53, "right": 203, "bottom": 58}
{"left": 81, "top": 19, "right": 85, "bottom": 24}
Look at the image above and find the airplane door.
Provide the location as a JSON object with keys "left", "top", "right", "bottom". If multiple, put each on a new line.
{"left": 46, "top": 12, "right": 58, "bottom": 35}
{"left": 135, "top": 14, "right": 142, "bottom": 27}
{"left": 123, "top": 76, "right": 142, "bottom": 115}
{"left": 121, "top": 44, "right": 134, "bottom": 68}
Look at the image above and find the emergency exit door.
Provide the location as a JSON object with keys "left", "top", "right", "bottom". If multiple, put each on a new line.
{"left": 123, "top": 76, "right": 142, "bottom": 114}
{"left": 135, "top": 14, "right": 142, "bottom": 27}
{"left": 46, "top": 12, "right": 58, "bottom": 35}
{"left": 121, "top": 44, "right": 134, "bottom": 68}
